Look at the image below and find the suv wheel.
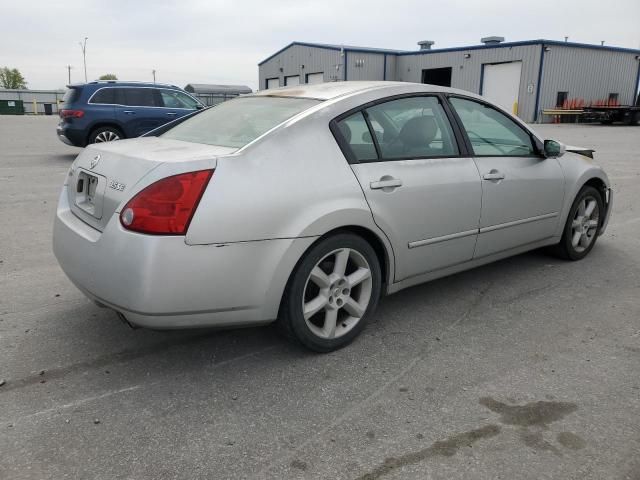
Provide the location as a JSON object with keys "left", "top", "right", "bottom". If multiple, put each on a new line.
{"left": 89, "top": 126, "right": 123, "bottom": 144}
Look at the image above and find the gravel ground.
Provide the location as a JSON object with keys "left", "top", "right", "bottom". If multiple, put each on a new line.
{"left": 0, "top": 116, "right": 638, "bottom": 480}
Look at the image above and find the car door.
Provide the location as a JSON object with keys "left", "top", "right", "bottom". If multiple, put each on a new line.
{"left": 158, "top": 89, "right": 201, "bottom": 122}
{"left": 448, "top": 96, "right": 565, "bottom": 258}
{"left": 115, "top": 87, "right": 164, "bottom": 137}
{"left": 335, "top": 95, "right": 482, "bottom": 282}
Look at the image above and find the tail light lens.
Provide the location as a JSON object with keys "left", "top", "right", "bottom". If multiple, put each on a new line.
{"left": 120, "top": 169, "right": 213, "bottom": 235}
{"left": 60, "top": 109, "right": 85, "bottom": 118}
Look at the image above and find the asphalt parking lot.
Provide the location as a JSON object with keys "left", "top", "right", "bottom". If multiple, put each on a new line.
{"left": 1, "top": 116, "right": 639, "bottom": 480}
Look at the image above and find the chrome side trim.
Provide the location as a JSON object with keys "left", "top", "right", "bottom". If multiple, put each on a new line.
{"left": 479, "top": 212, "right": 558, "bottom": 234}
{"left": 87, "top": 86, "right": 202, "bottom": 109}
{"left": 408, "top": 229, "right": 477, "bottom": 249}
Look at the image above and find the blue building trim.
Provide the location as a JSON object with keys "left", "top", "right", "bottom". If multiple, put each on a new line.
{"left": 383, "top": 54, "right": 387, "bottom": 80}
{"left": 258, "top": 39, "right": 640, "bottom": 66}
{"left": 479, "top": 64, "right": 485, "bottom": 95}
{"left": 634, "top": 61, "right": 640, "bottom": 106}
{"left": 344, "top": 50, "right": 348, "bottom": 81}
{"left": 533, "top": 45, "right": 546, "bottom": 122}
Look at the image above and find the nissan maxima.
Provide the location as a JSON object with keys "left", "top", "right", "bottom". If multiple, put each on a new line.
{"left": 53, "top": 81, "right": 612, "bottom": 352}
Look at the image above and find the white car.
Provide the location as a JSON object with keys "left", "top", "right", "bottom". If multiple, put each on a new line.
{"left": 53, "top": 81, "right": 612, "bottom": 351}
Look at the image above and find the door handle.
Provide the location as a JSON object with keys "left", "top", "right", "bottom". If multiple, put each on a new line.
{"left": 370, "top": 177, "right": 403, "bottom": 190}
{"left": 166, "top": 112, "right": 177, "bottom": 116}
{"left": 483, "top": 170, "right": 505, "bottom": 181}
{"left": 123, "top": 110, "right": 135, "bottom": 115}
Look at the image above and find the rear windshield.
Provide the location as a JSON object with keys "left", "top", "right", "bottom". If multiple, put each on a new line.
{"left": 62, "top": 87, "right": 80, "bottom": 104}
{"left": 161, "top": 96, "right": 321, "bottom": 148}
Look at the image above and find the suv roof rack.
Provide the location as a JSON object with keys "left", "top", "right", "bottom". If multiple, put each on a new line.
{"left": 87, "top": 80, "right": 181, "bottom": 89}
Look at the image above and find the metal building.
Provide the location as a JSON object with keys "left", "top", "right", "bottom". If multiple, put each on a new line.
{"left": 258, "top": 38, "right": 640, "bottom": 122}
{"left": 0, "top": 89, "right": 65, "bottom": 115}
{"left": 184, "top": 84, "right": 252, "bottom": 106}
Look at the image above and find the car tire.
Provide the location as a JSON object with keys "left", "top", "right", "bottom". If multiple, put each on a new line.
{"left": 552, "top": 186, "right": 604, "bottom": 261}
{"left": 277, "top": 233, "right": 382, "bottom": 352}
{"left": 88, "top": 126, "right": 124, "bottom": 144}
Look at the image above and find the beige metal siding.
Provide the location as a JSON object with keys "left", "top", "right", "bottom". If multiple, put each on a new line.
{"left": 346, "top": 52, "right": 386, "bottom": 81}
{"left": 259, "top": 45, "right": 344, "bottom": 89}
{"left": 538, "top": 46, "right": 639, "bottom": 114}
{"left": 396, "top": 45, "right": 542, "bottom": 122}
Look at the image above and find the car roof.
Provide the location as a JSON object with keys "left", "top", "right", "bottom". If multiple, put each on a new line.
{"left": 251, "top": 81, "right": 474, "bottom": 101}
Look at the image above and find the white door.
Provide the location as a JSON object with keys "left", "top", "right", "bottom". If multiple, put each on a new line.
{"left": 266, "top": 78, "right": 279, "bottom": 90}
{"left": 306, "top": 72, "right": 324, "bottom": 84}
{"left": 285, "top": 75, "right": 300, "bottom": 86}
{"left": 482, "top": 61, "right": 522, "bottom": 115}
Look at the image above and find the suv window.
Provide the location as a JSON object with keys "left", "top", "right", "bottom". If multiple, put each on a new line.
{"left": 90, "top": 88, "right": 117, "bottom": 104}
{"left": 160, "top": 90, "right": 200, "bottom": 109}
{"left": 121, "top": 88, "right": 160, "bottom": 107}
{"left": 449, "top": 97, "right": 535, "bottom": 156}
{"left": 335, "top": 112, "right": 378, "bottom": 162}
{"left": 365, "top": 96, "right": 459, "bottom": 159}
{"left": 62, "top": 87, "right": 80, "bottom": 105}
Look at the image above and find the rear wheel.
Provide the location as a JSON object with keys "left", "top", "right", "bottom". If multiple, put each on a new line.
{"left": 89, "top": 126, "right": 123, "bottom": 144}
{"left": 553, "top": 186, "right": 603, "bottom": 260}
{"left": 278, "top": 233, "right": 382, "bottom": 352}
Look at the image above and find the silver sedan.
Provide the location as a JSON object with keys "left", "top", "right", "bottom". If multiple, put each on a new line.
{"left": 53, "top": 81, "right": 612, "bottom": 351}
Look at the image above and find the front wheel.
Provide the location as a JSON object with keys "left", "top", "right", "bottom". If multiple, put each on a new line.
{"left": 278, "top": 233, "right": 382, "bottom": 352}
{"left": 553, "top": 186, "right": 604, "bottom": 260}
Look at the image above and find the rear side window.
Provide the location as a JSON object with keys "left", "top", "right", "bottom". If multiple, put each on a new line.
{"left": 161, "top": 96, "right": 320, "bottom": 148}
{"left": 365, "top": 96, "right": 459, "bottom": 159}
{"left": 121, "top": 88, "right": 160, "bottom": 107}
{"left": 335, "top": 112, "right": 378, "bottom": 162}
{"left": 90, "top": 88, "right": 117, "bottom": 104}
{"left": 449, "top": 97, "right": 535, "bottom": 156}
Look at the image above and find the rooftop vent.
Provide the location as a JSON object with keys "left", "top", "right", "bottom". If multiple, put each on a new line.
{"left": 481, "top": 36, "right": 505, "bottom": 45}
{"left": 417, "top": 40, "right": 435, "bottom": 50}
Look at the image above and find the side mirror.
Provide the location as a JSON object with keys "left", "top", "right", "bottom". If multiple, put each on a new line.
{"left": 195, "top": 104, "right": 204, "bottom": 110}
{"left": 544, "top": 139, "right": 566, "bottom": 158}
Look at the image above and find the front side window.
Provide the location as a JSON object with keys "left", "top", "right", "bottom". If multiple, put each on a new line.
{"left": 449, "top": 97, "right": 536, "bottom": 156}
{"left": 122, "top": 88, "right": 159, "bottom": 107}
{"left": 161, "top": 90, "right": 200, "bottom": 109}
{"left": 365, "top": 96, "right": 459, "bottom": 159}
{"left": 161, "top": 96, "right": 320, "bottom": 148}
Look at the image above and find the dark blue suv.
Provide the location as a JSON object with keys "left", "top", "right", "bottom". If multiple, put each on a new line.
{"left": 57, "top": 81, "right": 203, "bottom": 147}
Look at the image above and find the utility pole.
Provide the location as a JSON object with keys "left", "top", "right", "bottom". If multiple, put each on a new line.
{"left": 66, "top": 65, "right": 73, "bottom": 84}
{"left": 79, "top": 37, "right": 88, "bottom": 82}
{"left": 152, "top": 69, "right": 156, "bottom": 83}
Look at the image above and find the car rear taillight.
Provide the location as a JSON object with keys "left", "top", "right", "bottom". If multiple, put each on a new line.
{"left": 60, "top": 109, "right": 85, "bottom": 119}
{"left": 120, "top": 169, "right": 213, "bottom": 235}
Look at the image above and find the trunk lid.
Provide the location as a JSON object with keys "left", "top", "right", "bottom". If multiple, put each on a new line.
{"left": 67, "top": 137, "right": 236, "bottom": 231}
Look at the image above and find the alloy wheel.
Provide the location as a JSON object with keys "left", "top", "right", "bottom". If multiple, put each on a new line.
{"left": 95, "top": 130, "right": 120, "bottom": 143}
{"left": 302, "top": 248, "right": 373, "bottom": 339}
{"left": 571, "top": 195, "right": 600, "bottom": 253}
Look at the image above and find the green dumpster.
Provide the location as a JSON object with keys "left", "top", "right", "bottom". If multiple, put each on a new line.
{"left": 0, "top": 99, "right": 25, "bottom": 115}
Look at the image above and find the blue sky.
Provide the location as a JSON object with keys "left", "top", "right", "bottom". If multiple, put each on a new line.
{"left": 1, "top": 0, "right": 639, "bottom": 90}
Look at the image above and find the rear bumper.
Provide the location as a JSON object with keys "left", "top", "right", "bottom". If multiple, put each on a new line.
{"left": 52, "top": 187, "right": 316, "bottom": 329}
{"left": 56, "top": 124, "right": 86, "bottom": 147}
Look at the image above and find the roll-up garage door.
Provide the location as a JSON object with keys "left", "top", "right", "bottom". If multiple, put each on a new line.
{"left": 482, "top": 61, "right": 522, "bottom": 115}
{"left": 266, "top": 78, "right": 279, "bottom": 89}
{"left": 285, "top": 75, "right": 300, "bottom": 86}
{"left": 306, "top": 72, "right": 324, "bottom": 84}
